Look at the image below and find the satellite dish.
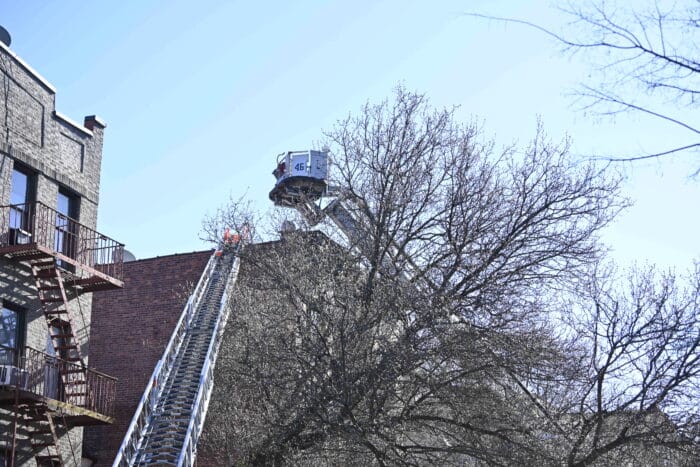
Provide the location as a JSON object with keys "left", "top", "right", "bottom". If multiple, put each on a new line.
{"left": 0, "top": 26, "right": 11, "bottom": 47}
{"left": 123, "top": 249, "right": 137, "bottom": 262}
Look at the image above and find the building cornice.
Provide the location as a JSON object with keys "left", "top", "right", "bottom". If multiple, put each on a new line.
{"left": 0, "top": 40, "right": 56, "bottom": 94}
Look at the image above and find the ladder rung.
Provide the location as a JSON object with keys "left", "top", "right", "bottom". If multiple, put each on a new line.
{"left": 18, "top": 407, "right": 46, "bottom": 417}
{"left": 34, "top": 269, "right": 58, "bottom": 278}
{"left": 44, "top": 309, "right": 68, "bottom": 315}
{"left": 50, "top": 333, "right": 73, "bottom": 340}
{"left": 34, "top": 455, "right": 61, "bottom": 465}
{"left": 56, "top": 344, "right": 77, "bottom": 350}
{"left": 30, "top": 441, "right": 55, "bottom": 448}
{"left": 41, "top": 297, "right": 65, "bottom": 303}
{"left": 48, "top": 318, "right": 70, "bottom": 328}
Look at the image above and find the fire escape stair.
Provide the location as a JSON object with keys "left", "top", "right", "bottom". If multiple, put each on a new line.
{"left": 4, "top": 257, "right": 90, "bottom": 463}
{"left": 19, "top": 404, "right": 65, "bottom": 466}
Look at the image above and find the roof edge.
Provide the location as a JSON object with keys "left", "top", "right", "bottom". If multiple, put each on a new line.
{"left": 53, "top": 111, "right": 93, "bottom": 137}
{"left": 125, "top": 250, "right": 214, "bottom": 264}
{"left": 0, "top": 40, "right": 56, "bottom": 94}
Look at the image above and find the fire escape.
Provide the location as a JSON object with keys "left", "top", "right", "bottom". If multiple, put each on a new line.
{"left": 0, "top": 201, "right": 123, "bottom": 466}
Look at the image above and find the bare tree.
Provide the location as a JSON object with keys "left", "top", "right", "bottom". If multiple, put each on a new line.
{"left": 196, "top": 88, "right": 697, "bottom": 465}
{"left": 200, "top": 193, "right": 259, "bottom": 246}
{"left": 468, "top": 0, "right": 700, "bottom": 166}
{"left": 560, "top": 263, "right": 700, "bottom": 465}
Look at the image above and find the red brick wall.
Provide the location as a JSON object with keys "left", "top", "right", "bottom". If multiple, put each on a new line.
{"left": 83, "top": 250, "right": 212, "bottom": 465}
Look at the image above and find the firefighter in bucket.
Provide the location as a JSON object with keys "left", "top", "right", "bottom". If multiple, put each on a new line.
{"left": 216, "top": 224, "right": 250, "bottom": 256}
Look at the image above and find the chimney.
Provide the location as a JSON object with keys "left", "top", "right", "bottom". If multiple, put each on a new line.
{"left": 84, "top": 115, "right": 106, "bottom": 131}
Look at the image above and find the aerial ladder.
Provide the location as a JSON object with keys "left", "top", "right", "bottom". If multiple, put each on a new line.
{"left": 113, "top": 149, "right": 411, "bottom": 466}
{"left": 113, "top": 242, "right": 242, "bottom": 466}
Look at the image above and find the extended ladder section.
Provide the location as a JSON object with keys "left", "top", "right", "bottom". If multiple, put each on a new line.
{"left": 114, "top": 246, "right": 241, "bottom": 466}
{"left": 296, "top": 196, "right": 433, "bottom": 289}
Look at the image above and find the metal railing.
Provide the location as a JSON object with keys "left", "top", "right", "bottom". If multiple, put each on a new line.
{"left": 0, "top": 345, "right": 17, "bottom": 367}
{"left": 113, "top": 251, "right": 219, "bottom": 466}
{"left": 0, "top": 202, "right": 125, "bottom": 281}
{"left": 0, "top": 346, "right": 116, "bottom": 418}
{"left": 178, "top": 251, "right": 241, "bottom": 466}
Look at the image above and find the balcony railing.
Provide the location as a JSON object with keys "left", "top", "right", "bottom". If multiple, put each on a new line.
{"left": 1, "top": 346, "right": 116, "bottom": 419}
{"left": 0, "top": 201, "right": 124, "bottom": 282}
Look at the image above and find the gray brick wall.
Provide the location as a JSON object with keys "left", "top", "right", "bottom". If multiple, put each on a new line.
{"left": 0, "top": 40, "right": 109, "bottom": 466}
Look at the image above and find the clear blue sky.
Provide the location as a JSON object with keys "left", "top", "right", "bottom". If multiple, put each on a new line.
{"left": 2, "top": 1, "right": 697, "bottom": 269}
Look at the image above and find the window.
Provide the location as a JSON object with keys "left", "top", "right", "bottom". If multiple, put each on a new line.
{"left": 0, "top": 303, "right": 24, "bottom": 365}
{"left": 9, "top": 165, "right": 35, "bottom": 241}
{"left": 10, "top": 169, "right": 29, "bottom": 205}
{"left": 56, "top": 189, "right": 79, "bottom": 221}
{"left": 56, "top": 188, "right": 79, "bottom": 268}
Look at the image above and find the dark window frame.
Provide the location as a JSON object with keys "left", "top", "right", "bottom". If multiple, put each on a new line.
{"left": 0, "top": 301, "right": 26, "bottom": 366}
{"left": 57, "top": 186, "right": 80, "bottom": 221}
{"left": 9, "top": 163, "right": 37, "bottom": 237}
{"left": 56, "top": 187, "right": 80, "bottom": 270}
{"left": 10, "top": 162, "right": 37, "bottom": 205}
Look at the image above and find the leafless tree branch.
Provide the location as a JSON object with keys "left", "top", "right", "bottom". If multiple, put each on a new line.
{"left": 465, "top": 1, "right": 700, "bottom": 168}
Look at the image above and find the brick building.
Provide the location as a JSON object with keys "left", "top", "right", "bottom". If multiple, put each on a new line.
{"left": 83, "top": 251, "right": 211, "bottom": 465}
{"left": 0, "top": 29, "right": 124, "bottom": 465}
